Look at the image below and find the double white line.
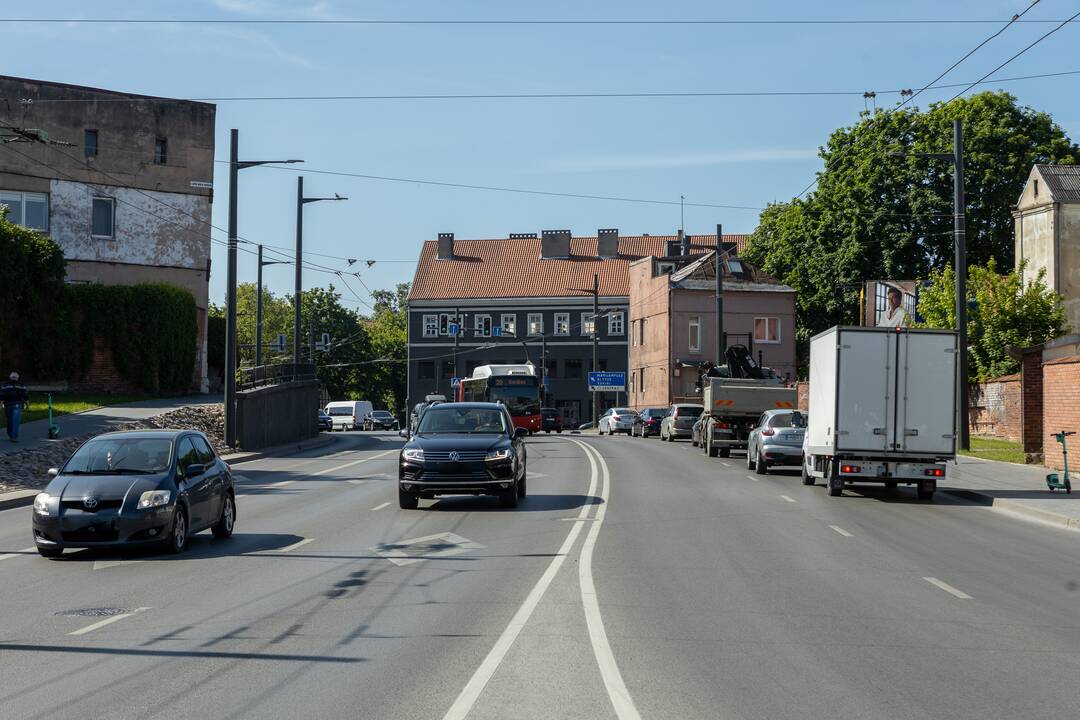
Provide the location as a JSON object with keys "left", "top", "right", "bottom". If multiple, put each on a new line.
{"left": 442, "top": 438, "right": 640, "bottom": 720}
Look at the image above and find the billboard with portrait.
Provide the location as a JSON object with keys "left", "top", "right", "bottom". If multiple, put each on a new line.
{"left": 863, "top": 280, "right": 921, "bottom": 328}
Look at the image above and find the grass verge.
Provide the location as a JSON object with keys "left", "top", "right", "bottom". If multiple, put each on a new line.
{"left": 960, "top": 436, "right": 1026, "bottom": 464}
{"left": 1, "top": 394, "right": 150, "bottom": 428}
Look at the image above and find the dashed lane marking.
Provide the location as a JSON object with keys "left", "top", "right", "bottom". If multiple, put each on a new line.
{"left": 69, "top": 607, "right": 151, "bottom": 636}
{"left": 719, "top": 461, "right": 731, "bottom": 467}
{"left": 780, "top": 495, "right": 796, "bottom": 503}
{"left": 0, "top": 547, "right": 37, "bottom": 562}
{"left": 311, "top": 450, "right": 398, "bottom": 477}
{"left": 371, "top": 502, "right": 391, "bottom": 511}
{"left": 347, "top": 479, "right": 367, "bottom": 485}
{"left": 923, "top": 577, "right": 973, "bottom": 600}
{"left": 745, "top": 475, "right": 760, "bottom": 482}
{"left": 275, "top": 538, "right": 316, "bottom": 553}
{"left": 829, "top": 525, "right": 854, "bottom": 537}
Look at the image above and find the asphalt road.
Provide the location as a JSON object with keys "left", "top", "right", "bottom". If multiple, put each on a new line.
{"left": 0, "top": 430, "right": 1078, "bottom": 719}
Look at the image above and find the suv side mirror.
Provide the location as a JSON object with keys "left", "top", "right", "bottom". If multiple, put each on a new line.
{"left": 398, "top": 428, "right": 410, "bottom": 438}
{"left": 48, "top": 468, "right": 59, "bottom": 478}
{"left": 184, "top": 463, "right": 205, "bottom": 479}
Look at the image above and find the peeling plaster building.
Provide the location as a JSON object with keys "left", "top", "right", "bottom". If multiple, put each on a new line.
{"left": 0, "top": 75, "right": 215, "bottom": 391}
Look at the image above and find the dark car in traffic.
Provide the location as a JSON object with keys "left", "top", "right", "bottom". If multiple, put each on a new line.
{"left": 633, "top": 407, "right": 667, "bottom": 437}
{"left": 32, "top": 430, "right": 236, "bottom": 558}
{"left": 540, "top": 407, "right": 564, "bottom": 433}
{"left": 398, "top": 402, "right": 528, "bottom": 509}
{"left": 317, "top": 410, "right": 333, "bottom": 431}
{"left": 364, "top": 410, "right": 399, "bottom": 431}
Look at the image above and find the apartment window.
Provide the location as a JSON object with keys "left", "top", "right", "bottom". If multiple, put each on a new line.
{"left": 418, "top": 361, "right": 435, "bottom": 379}
{"left": 423, "top": 314, "right": 439, "bottom": 338}
{"left": 639, "top": 367, "right": 646, "bottom": 392}
{"left": 582, "top": 313, "right": 595, "bottom": 336}
{"left": 154, "top": 137, "right": 168, "bottom": 165}
{"left": 688, "top": 316, "right": 701, "bottom": 353}
{"left": 91, "top": 197, "right": 115, "bottom": 239}
{"left": 501, "top": 313, "right": 517, "bottom": 337}
{"left": 0, "top": 191, "right": 49, "bottom": 231}
{"left": 608, "top": 311, "right": 624, "bottom": 336}
{"left": 528, "top": 313, "right": 544, "bottom": 336}
{"left": 631, "top": 319, "right": 637, "bottom": 347}
{"left": 84, "top": 129, "right": 98, "bottom": 157}
{"left": 565, "top": 359, "right": 583, "bottom": 378}
{"left": 474, "top": 314, "right": 492, "bottom": 338}
{"left": 630, "top": 372, "right": 635, "bottom": 393}
{"left": 754, "top": 317, "right": 781, "bottom": 344}
{"left": 640, "top": 317, "right": 647, "bottom": 346}
{"left": 555, "top": 312, "right": 570, "bottom": 336}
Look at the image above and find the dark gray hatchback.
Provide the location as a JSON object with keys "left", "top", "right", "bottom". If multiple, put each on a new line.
{"left": 31, "top": 430, "right": 236, "bottom": 558}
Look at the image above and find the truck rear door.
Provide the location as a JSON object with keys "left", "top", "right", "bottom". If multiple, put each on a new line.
{"left": 896, "top": 331, "right": 957, "bottom": 455}
{"left": 836, "top": 329, "right": 893, "bottom": 452}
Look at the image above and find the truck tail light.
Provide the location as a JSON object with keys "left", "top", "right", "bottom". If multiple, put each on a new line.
{"left": 841, "top": 465, "right": 861, "bottom": 474}
{"left": 924, "top": 467, "right": 944, "bottom": 477}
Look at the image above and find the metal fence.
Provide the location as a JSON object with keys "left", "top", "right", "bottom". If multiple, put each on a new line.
{"left": 238, "top": 363, "right": 317, "bottom": 390}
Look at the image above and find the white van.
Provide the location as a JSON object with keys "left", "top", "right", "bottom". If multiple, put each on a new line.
{"left": 324, "top": 400, "right": 374, "bottom": 431}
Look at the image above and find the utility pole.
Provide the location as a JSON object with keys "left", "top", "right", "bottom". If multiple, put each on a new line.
{"left": 592, "top": 272, "right": 599, "bottom": 428}
{"left": 295, "top": 176, "right": 348, "bottom": 379}
{"left": 715, "top": 223, "right": 724, "bottom": 366}
{"left": 453, "top": 307, "right": 460, "bottom": 379}
{"left": 222, "top": 131, "right": 301, "bottom": 448}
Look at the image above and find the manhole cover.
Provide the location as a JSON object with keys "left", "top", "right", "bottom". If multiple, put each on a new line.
{"left": 55, "top": 607, "right": 127, "bottom": 618}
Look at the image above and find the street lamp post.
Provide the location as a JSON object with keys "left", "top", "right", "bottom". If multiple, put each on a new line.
{"left": 295, "top": 176, "right": 347, "bottom": 379}
{"left": 255, "top": 244, "right": 288, "bottom": 369}
{"left": 223, "top": 128, "right": 301, "bottom": 448}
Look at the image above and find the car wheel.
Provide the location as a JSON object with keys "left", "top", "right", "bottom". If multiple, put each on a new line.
{"left": 164, "top": 505, "right": 188, "bottom": 554}
{"left": 708, "top": 437, "right": 719, "bottom": 457}
{"left": 500, "top": 485, "right": 520, "bottom": 508}
{"left": 827, "top": 464, "right": 843, "bottom": 497}
{"left": 545, "top": 429, "right": 551, "bottom": 434}
{"left": 719, "top": 447, "right": 731, "bottom": 458}
{"left": 36, "top": 546, "right": 63, "bottom": 559}
{"left": 755, "top": 451, "right": 768, "bottom": 475}
{"left": 747, "top": 446, "right": 755, "bottom": 469}
{"left": 917, "top": 481, "right": 935, "bottom": 501}
{"left": 398, "top": 486, "right": 419, "bottom": 509}
{"left": 557, "top": 429, "right": 562, "bottom": 434}
{"left": 801, "top": 461, "right": 815, "bottom": 486}
{"left": 885, "top": 480, "right": 898, "bottom": 491}
{"left": 212, "top": 493, "right": 235, "bottom": 539}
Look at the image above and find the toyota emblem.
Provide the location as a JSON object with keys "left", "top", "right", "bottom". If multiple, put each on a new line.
{"left": 83, "top": 497, "right": 99, "bottom": 510}
{"left": 448, "top": 451, "right": 460, "bottom": 462}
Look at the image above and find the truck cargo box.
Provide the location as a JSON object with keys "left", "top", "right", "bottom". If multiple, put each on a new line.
{"left": 703, "top": 377, "right": 796, "bottom": 417}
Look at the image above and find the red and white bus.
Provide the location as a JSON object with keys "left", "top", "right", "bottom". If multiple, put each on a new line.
{"left": 457, "top": 364, "right": 542, "bottom": 434}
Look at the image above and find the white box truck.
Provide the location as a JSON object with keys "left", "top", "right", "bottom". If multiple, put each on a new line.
{"left": 802, "top": 326, "right": 957, "bottom": 500}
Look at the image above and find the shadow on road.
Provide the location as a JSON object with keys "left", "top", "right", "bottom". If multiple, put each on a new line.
{"left": 54, "top": 532, "right": 306, "bottom": 562}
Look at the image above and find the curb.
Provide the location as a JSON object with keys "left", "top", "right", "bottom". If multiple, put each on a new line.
{"left": 0, "top": 489, "right": 38, "bottom": 511}
{"left": 942, "top": 488, "right": 1080, "bottom": 531}
{"left": 222, "top": 435, "right": 336, "bottom": 465}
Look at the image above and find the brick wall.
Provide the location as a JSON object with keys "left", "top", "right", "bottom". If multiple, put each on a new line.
{"left": 1020, "top": 348, "right": 1045, "bottom": 456}
{"left": 69, "top": 338, "right": 139, "bottom": 394}
{"left": 969, "top": 374, "right": 1021, "bottom": 441}
{"left": 1042, "top": 355, "right": 1080, "bottom": 470}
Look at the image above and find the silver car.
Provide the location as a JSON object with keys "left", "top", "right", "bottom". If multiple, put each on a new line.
{"left": 659, "top": 404, "right": 704, "bottom": 442}
{"left": 598, "top": 407, "right": 638, "bottom": 436}
{"left": 747, "top": 409, "right": 806, "bottom": 475}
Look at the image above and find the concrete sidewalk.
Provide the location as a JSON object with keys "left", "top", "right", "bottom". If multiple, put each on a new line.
{"left": 943, "top": 455, "right": 1080, "bottom": 530}
{"left": 0, "top": 395, "right": 221, "bottom": 456}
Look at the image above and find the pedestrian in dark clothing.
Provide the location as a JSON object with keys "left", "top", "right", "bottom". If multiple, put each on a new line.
{"left": 1, "top": 372, "right": 29, "bottom": 442}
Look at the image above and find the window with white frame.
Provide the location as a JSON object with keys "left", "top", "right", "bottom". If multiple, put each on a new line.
{"left": 582, "top": 313, "right": 595, "bottom": 336}
{"left": 501, "top": 313, "right": 517, "bottom": 336}
{"left": 688, "top": 316, "right": 701, "bottom": 353}
{"left": 423, "top": 314, "right": 439, "bottom": 338}
{"left": 527, "top": 313, "right": 543, "bottom": 336}
{"left": 754, "top": 317, "right": 781, "bottom": 344}
{"left": 91, "top": 197, "right": 115, "bottom": 238}
{"left": 554, "top": 312, "right": 570, "bottom": 336}
{"left": 608, "top": 311, "right": 624, "bottom": 336}
{"left": 474, "top": 314, "right": 492, "bottom": 337}
{"left": 0, "top": 191, "right": 49, "bottom": 231}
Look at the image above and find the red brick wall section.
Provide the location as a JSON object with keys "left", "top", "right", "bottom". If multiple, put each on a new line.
{"left": 968, "top": 374, "right": 1021, "bottom": 442}
{"left": 796, "top": 381, "right": 809, "bottom": 411}
{"left": 70, "top": 338, "right": 139, "bottom": 394}
{"left": 1021, "top": 349, "right": 1045, "bottom": 455}
{"left": 1043, "top": 356, "right": 1080, "bottom": 471}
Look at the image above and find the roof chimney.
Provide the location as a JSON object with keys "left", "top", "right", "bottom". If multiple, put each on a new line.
{"left": 540, "top": 229, "right": 571, "bottom": 259}
{"left": 436, "top": 232, "right": 455, "bottom": 260}
{"left": 597, "top": 228, "right": 619, "bottom": 258}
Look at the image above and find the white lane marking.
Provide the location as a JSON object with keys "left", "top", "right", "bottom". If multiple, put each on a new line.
{"left": 371, "top": 502, "right": 391, "bottom": 511}
{"left": 923, "top": 577, "right": 973, "bottom": 600}
{"left": 276, "top": 537, "right": 315, "bottom": 557}
{"left": 745, "top": 475, "right": 760, "bottom": 483}
{"left": 780, "top": 495, "right": 796, "bottom": 503}
{"left": 312, "top": 449, "right": 398, "bottom": 477}
{"left": 347, "top": 479, "right": 367, "bottom": 485}
{"left": 0, "top": 547, "right": 37, "bottom": 562}
{"left": 574, "top": 440, "right": 642, "bottom": 720}
{"left": 374, "top": 532, "right": 485, "bottom": 567}
{"left": 93, "top": 558, "right": 145, "bottom": 570}
{"left": 719, "top": 461, "right": 731, "bottom": 467}
{"left": 829, "top": 525, "right": 854, "bottom": 537}
{"left": 271, "top": 479, "right": 295, "bottom": 487}
{"left": 69, "top": 607, "right": 151, "bottom": 636}
{"left": 442, "top": 438, "right": 598, "bottom": 720}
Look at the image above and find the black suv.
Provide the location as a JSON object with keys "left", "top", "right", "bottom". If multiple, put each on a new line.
{"left": 399, "top": 402, "right": 528, "bottom": 509}
{"left": 540, "top": 407, "right": 564, "bottom": 433}
{"left": 364, "top": 410, "right": 398, "bottom": 431}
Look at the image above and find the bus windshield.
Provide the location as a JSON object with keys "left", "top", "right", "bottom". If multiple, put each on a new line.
{"left": 488, "top": 384, "right": 540, "bottom": 418}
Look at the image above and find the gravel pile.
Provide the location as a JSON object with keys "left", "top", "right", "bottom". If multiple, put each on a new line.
{"left": 0, "top": 404, "right": 226, "bottom": 494}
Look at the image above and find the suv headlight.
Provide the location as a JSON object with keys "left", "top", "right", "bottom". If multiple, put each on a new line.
{"left": 33, "top": 493, "right": 53, "bottom": 515}
{"left": 485, "top": 448, "right": 513, "bottom": 462}
{"left": 137, "top": 490, "right": 171, "bottom": 509}
{"left": 402, "top": 448, "right": 425, "bottom": 462}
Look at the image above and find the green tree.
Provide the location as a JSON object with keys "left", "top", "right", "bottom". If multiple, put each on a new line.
{"left": 743, "top": 92, "right": 1080, "bottom": 366}
{"left": 917, "top": 260, "right": 1068, "bottom": 380}
{"left": 366, "top": 283, "right": 410, "bottom": 413}
{"left": 295, "top": 285, "right": 371, "bottom": 399}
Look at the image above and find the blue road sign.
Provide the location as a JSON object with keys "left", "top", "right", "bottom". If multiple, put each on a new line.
{"left": 491, "top": 326, "right": 502, "bottom": 337}
{"left": 450, "top": 377, "right": 461, "bottom": 389}
{"left": 449, "top": 323, "right": 460, "bottom": 336}
{"left": 588, "top": 371, "right": 625, "bottom": 392}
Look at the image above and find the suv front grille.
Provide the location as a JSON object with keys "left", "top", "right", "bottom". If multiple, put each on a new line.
{"left": 423, "top": 451, "right": 489, "bottom": 462}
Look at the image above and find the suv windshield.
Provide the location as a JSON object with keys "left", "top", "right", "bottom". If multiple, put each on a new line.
{"left": 417, "top": 407, "right": 509, "bottom": 434}
{"left": 372, "top": 411, "right": 393, "bottom": 418}
{"left": 65, "top": 437, "right": 174, "bottom": 474}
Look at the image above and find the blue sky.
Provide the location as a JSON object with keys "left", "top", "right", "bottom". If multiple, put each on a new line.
{"left": 3, "top": 0, "right": 1078, "bottom": 312}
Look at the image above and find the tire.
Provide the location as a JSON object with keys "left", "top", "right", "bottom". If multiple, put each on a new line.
{"left": 545, "top": 430, "right": 551, "bottom": 434}
{"left": 885, "top": 480, "right": 898, "bottom": 491}
{"left": 211, "top": 492, "right": 235, "bottom": 539}
{"left": 398, "top": 486, "right": 419, "bottom": 509}
{"left": 917, "top": 481, "right": 935, "bottom": 501}
{"left": 164, "top": 506, "right": 188, "bottom": 554}
{"left": 719, "top": 448, "right": 731, "bottom": 458}
{"left": 755, "top": 451, "right": 768, "bottom": 475}
{"left": 517, "top": 473, "right": 527, "bottom": 498}
{"left": 802, "top": 462, "right": 815, "bottom": 486}
{"left": 707, "top": 436, "right": 719, "bottom": 457}
{"left": 747, "top": 446, "right": 755, "bottom": 470}
{"left": 557, "top": 429, "right": 562, "bottom": 434}
{"left": 36, "top": 546, "right": 63, "bottom": 559}
{"left": 827, "top": 465, "right": 843, "bottom": 497}
{"left": 500, "top": 485, "right": 520, "bottom": 508}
